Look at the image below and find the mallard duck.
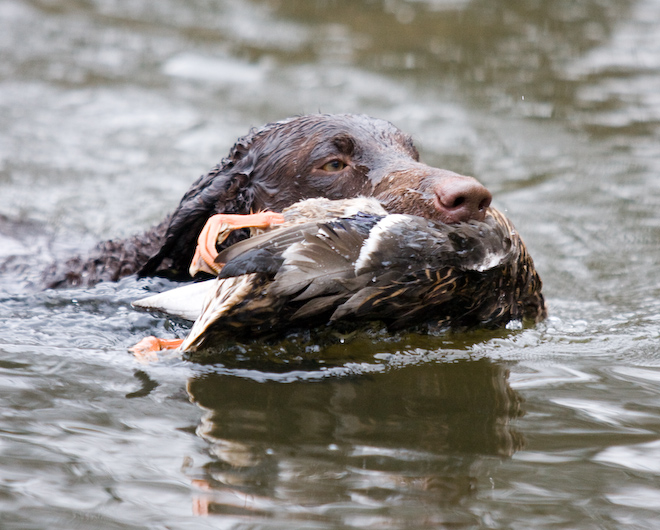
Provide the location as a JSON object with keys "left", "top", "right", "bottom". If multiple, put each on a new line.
{"left": 131, "top": 197, "right": 545, "bottom": 355}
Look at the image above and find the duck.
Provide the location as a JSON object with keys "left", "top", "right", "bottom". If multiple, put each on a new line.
{"left": 130, "top": 197, "right": 546, "bottom": 355}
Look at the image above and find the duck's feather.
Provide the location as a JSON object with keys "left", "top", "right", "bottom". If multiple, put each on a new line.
{"left": 216, "top": 222, "right": 321, "bottom": 270}
{"left": 269, "top": 215, "right": 383, "bottom": 300}
{"left": 131, "top": 280, "right": 214, "bottom": 321}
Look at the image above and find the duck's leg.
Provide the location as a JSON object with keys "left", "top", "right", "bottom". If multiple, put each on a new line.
{"left": 131, "top": 336, "right": 184, "bottom": 351}
{"left": 189, "top": 211, "right": 285, "bottom": 277}
{"left": 129, "top": 336, "right": 184, "bottom": 361}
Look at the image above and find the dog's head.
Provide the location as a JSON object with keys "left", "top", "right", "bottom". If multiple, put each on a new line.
{"left": 141, "top": 114, "right": 491, "bottom": 278}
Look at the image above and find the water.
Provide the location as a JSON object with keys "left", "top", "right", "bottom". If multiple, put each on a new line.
{"left": 2, "top": 0, "right": 660, "bottom": 528}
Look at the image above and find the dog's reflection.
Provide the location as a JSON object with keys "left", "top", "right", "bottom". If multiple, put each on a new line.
{"left": 182, "top": 356, "right": 524, "bottom": 519}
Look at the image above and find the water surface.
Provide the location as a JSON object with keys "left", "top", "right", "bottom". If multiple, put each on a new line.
{"left": 2, "top": 0, "right": 660, "bottom": 528}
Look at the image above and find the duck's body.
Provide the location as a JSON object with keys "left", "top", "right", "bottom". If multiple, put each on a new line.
{"left": 133, "top": 198, "right": 546, "bottom": 353}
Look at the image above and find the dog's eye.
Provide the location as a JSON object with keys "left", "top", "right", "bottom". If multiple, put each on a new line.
{"left": 321, "top": 160, "right": 346, "bottom": 172}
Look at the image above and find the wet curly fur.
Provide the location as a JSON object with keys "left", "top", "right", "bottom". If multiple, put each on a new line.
{"left": 43, "top": 114, "right": 478, "bottom": 288}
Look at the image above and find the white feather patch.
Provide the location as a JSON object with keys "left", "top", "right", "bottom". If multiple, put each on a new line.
{"left": 353, "top": 214, "right": 408, "bottom": 274}
{"left": 338, "top": 197, "right": 387, "bottom": 217}
{"left": 131, "top": 280, "right": 215, "bottom": 321}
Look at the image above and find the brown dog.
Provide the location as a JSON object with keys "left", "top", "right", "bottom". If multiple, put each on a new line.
{"left": 44, "top": 114, "right": 492, "bottom": 288}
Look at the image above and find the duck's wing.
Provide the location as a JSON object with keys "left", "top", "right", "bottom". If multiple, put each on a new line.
{"left": 266, "top": 215, "right": 455, "bottom": 322}
{"left": 326, "top": 212, "right": 521, "bottom": 328}
{"left": 216, "top": 214, "right": 383, "bottom": 280}
{"left": 270, "top": 215, "right": 380, "bottom": 299}
{"left": 215, "top": 221, "right": 324, "bottom": 276}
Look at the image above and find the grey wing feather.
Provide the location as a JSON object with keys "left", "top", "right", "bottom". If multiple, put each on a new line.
{"left": 269, "top": 220, "right": 373, "bottom": 299}
{"left": 216, "top": 222, "right": 321, "bottom": 267}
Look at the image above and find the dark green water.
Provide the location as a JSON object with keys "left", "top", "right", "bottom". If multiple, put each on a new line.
{"left": 2, "top": 0, "right": 660, "bottom": 528}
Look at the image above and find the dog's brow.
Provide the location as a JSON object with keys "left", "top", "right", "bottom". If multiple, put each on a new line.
{"left": 332, "top": 135, "right": 355, "bottom": 156}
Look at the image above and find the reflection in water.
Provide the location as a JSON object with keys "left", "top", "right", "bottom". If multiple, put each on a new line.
{"left": 185, "top": 358, "right": 523, "bottom": 519}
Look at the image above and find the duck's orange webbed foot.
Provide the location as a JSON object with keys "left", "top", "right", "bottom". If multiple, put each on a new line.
{"left": 189, "top": 211, "right": 285, "bottom": 277}
{"left": 129, "top": 336, "right": 184, "bottom": 362}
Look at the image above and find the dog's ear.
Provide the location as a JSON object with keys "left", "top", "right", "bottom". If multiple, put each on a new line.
{"left": 138, "top": 130, "right": 263, "bottom": 279}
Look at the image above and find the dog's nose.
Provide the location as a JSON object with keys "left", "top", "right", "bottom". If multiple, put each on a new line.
{"left": 433, "top": 174, "right": 492, "bottom": 223}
